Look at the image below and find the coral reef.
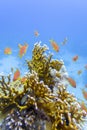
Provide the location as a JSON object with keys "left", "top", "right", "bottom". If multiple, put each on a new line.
{"left": 0, "top": 43, "right": 86, "bottom": 130}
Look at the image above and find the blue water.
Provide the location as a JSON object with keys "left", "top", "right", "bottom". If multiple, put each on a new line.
{"left": 0, "top": 0, "right": 87, "bottom": 129}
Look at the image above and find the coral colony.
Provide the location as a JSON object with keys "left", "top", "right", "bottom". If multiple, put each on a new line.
{"left": 0, "top": 43, "right": 86, "bottom": 130}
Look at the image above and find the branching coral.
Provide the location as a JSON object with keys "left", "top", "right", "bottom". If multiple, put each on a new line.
{"left": 0, "top": 43, "right": 86, "bottom": 130}
{"left": 0, "top": 75, "right": 37, "bottom": 113}
{"left": 1, "top": 108, "right": 49, "bottom": 130}
{"left": 26, "top": 43, "right": 63, "bottom": 88}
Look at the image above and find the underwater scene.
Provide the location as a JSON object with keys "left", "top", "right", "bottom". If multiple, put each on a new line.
{"left": 0, "top": 0, "right": 87, "bottom": 130}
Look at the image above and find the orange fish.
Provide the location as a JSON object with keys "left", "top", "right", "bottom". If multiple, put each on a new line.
{"left": 13, "top": 69, "right": 20, "bottom": 81}
{"left": 80, "top": 101, "right": 87, "bottom": 113}
{"left": 21, "top": 77, "right": 27, "bottom": 83}
{"left": 4, "top": 48, "right": 12, "bottom": 55}
{"left": 77, "top": 70, "right": 82, "bottom": 75}
{"left": 82, "top": 89, "right": 87, "bottom": 100}
{"left": 49, "top": 39, "right": 59, "bottom": 52}
{"left": 34, "top": 30, "right": 39, "bottom": 37}
{"left": 18, "top": 43, "right": 28, "bottom": 58}
{"left": 67, "top": 77, "right": 76, "bottom": 88}
{"left": 84, "top": 64, "right": 87, "bottom": 70}
{"left": 72, "top": 55, "right": 78, "bottom": 62}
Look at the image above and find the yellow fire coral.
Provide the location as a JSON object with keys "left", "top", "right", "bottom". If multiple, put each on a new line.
{"left": 0, "top": 43, "right": 86, "bottom": 130}
{"left": 26, "top": 43, "right": 63, "bottom": 88}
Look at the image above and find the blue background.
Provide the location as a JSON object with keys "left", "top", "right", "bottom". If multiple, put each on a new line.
{"left": 0, "top": 0, "right": 87, "bottom": 128}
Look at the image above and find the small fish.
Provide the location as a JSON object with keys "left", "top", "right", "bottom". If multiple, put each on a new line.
{"left": 80, "top": 101, "right": 87, "bottom": 112}
{"left": 84, "top": 64, "right": 87, "bottom": 70}
{"left": 4, "top": 48, "right": 12, "bottom": 55}
{"left": 61, "top": 37, "right": 68, "bottom": 45}
{"left": 34, "top": 30, "right": 39, "bottom": 37}
{"left": 21, "top": 77, "right": 27, "bottom": 83}
{"left": 82, "top": 89, "right": 87, "bottom": 100}
{"left": 13, "top": 69, "right": 20, "bottom": 81}
{"left": 49, "top": 39, "right": 59, "bottom": 52}
{"left": 67, "top": 77, "right": 76, "bottom": 88}
{"left": 21, "top": 94, "right": 28, "bottom": 105}
{"left": 77, "top": 70, "right": 82, "bottom": 75}
{"left": 18, "top": 43, "right": 28, "bottom": 58}
{"left": 72, "top": 55, "right": 78, "bottom": 62}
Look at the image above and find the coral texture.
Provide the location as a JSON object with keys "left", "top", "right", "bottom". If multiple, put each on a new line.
{"left": 0, "top": 43, "right": 86, "bottom": 130}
